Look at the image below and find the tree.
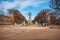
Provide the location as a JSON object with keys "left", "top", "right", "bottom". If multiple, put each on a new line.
{"left": 50, "top": 0, "right": 60, "bottom": 24}
{"left": 33, "top": 9, "right": 60, "bottom": 25}
{"left": 33, "top": 9, "right": 51, "bottom": 25}
{"left": 28, "top": 12, "right": 32, "bottom": 20}
{"left": 50, "top": 0, "right": 60, "bottom": 10}
{"left": 8, "top": 9, "right": 27, "bottom": 24}
{"left": 28, "top": 12, "right": 32, "bottom": 25}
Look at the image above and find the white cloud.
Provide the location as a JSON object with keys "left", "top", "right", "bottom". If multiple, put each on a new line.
{"left": 0, "top": 0, "right": 49, "bottom": 10}
{"left": 19, "top": 0, "right": 49, "bottom": 8}
{"left": 3, "top": 1, "right": 17, "bottom": 9}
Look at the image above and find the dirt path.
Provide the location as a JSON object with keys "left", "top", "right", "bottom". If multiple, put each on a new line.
{"left": 0, "top": 27, "right": 60, "bottom": 40}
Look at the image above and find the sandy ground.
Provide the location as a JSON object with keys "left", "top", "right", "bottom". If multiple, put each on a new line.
{"left": 0, "top": 25, "right": 60, "bottom": 40}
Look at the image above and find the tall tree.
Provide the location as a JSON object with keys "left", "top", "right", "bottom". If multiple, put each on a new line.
{"left": 28, "top": 12, "right": 32, "bottom": 25}
{"left": 50, "top": 0, "right": 60, "bottom": 24}
{"left": 8, "top": 9, "right": 27, "bottom": 24}
{"left": 33, "top": 9, "right": 51, "bottom": 24}
{"left": 50, "top": 0, "right": 60, "bottom": 10}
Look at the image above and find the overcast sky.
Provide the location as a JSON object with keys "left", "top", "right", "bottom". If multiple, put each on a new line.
{"left": 0, "top": 0, "right": 50, "bottom": 20}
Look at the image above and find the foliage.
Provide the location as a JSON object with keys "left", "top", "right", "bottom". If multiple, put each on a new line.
{"left": 50, "top": 0, "right": 60, "bottom": 10}
{"left": 8, "top": 9, "right": 27, "bottom": 24}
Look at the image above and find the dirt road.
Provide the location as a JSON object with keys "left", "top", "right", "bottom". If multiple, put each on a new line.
{"left": 0, "top": 27, "right": 60, "bottom": 40}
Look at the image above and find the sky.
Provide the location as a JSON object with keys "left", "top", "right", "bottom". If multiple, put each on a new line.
{"left": 0, "top": 0, "right": 50, "bottom": 20}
